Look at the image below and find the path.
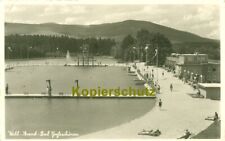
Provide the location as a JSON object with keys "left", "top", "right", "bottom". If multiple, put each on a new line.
{"left": 80, "top": 62, "right": 220, "bottom": 139}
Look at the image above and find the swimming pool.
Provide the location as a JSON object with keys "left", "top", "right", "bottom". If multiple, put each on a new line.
{"left": 5, "top": 60, "right": 156, "bottom": 139}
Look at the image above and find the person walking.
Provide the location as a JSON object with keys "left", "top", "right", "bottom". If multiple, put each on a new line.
{"left": 159, "top": 99, "right": 162, "bottom": 108}
{"left": 170, "top": 83, "right": 173, "bottom": 92}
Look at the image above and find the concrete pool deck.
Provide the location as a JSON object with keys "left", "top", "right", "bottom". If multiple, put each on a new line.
{"left": 5, "top": 62, "right": 128, "bottom": 68}
{"left": 5, "top": 94, "right": 156, "bottom": 98}
{"left": 79, "top": 62, "right": 220, "bottom": 139}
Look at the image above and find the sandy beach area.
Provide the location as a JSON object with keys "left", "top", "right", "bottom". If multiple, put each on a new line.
{"left": 80, "top": 63, "right": 220, "bottom": 139}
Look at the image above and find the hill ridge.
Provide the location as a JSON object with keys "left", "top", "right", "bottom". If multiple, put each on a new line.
{"left": 5, "top": 20, "right": 218, "bottom": 43}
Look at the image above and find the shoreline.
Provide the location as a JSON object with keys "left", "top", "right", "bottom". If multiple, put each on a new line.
{"left": 79, "top": 63, "right": 220, "bottom": 139}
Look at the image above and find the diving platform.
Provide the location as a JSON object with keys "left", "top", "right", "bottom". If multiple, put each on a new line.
{"left": 64, "top": 63, "right": 108, "bottom": 67}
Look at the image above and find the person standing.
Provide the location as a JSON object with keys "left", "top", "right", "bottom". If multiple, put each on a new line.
{"left": 214, "top": 112, "right": 219, "bottom": 121}
{"left": 157, "top": 85, "right": 160, "bottom": 93}
{"left": 197, "top": 89, "right": 200, "bottom": 96}
{"left": 6, "top": 83, "right": 9, "bottom": 95}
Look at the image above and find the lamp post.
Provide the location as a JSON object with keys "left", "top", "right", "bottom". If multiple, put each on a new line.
{"left": 56, "top": 47, "right": 59, "bottom": 57}
{"left": 27, "top": 46, "right": 32, "bottom": 59}
{"left": 7, "top": 47, "right": 12, "bottom": 59}
{"left": 155, "top": 44, "right": 159, "bottom": 82}
{"left": 133, "top": 47, "right": 136, "bottom": 62}
{"left": 184, "top": 70, "right": 186, "bottom": 82}
{"left": 200, "top": 75, "right": 203, "bottom": 83}
{"left": 8, "top": 46, "right": 12, "bottom": 51}
{"left": 155, "top": 44, "right": 158, "bottom": 67}
{"left": 145, "top": 45, "right": 149, "bottom": 66}
{"left": 138, "top": 46, "right": 142, "bottom": 62}
{"left": 191, "top": 72, "right": 193, "bottom": 82}
{"left": 139, "top": 46, "right": 143, "bottom": 62}
{"left": 82, "top": 47, "right": 85, "bottom": 66}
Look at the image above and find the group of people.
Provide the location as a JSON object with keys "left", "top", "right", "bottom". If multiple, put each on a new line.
{"left": 136, "top": 64, "right": 219, "bottom": 139}
{"left": 205, "top": 112, "right": 219, "bottom": 121}
{"left": 139, "top": 128, "right": 192, "bottom": 139}
{"left": 138, "top": 129, "right": 161, "bottom": 136}
{"left": 138, "top": 111, "right": 219, "bottom": 139}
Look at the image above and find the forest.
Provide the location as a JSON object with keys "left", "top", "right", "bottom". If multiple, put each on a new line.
{"left": 5, "top": 28, "right": 219, "bottom": 65}
{"left": 5, "top": 34, "right": 116, "bottom": 59}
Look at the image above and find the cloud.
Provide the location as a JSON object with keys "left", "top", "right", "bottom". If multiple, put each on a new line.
{"left": 5, "top": 4, "right": 219, "bottom": 39}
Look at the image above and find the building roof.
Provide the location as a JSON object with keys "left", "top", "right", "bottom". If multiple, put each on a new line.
{"left": 166, "top": 56, "right": 179, "bottom": 61}
{"left": 181, "top": 54, "right": 207, "bottom": 56}
{"left": 198, "top": 83, "right": 220, "bottom": 88}
{"left": 170, "top": 53, "right": 207, "bottom": 56}
{"left": 208, "top": 59, "right": 220, "bottom": 64}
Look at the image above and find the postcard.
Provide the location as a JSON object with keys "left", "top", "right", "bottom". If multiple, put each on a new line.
{"left": 3, "top": 0, "right": 223, "bottom": 140}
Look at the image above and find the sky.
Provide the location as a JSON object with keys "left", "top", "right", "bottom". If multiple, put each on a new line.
{"left": 5, "top": 4, "right": 220, "bottom": 39}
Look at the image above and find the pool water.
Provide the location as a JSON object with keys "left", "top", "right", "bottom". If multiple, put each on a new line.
{"left": 6, "top": 98, "right": 155, "bottom": 139}
{"left": 6, "top": 66, "right": 143, "bottom": 94}
{"left": 5, "top": 61, "right": 156, "bottom": 139}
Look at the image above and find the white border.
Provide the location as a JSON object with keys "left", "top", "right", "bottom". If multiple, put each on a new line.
{"left": 0, "top": 0, "right": 5, "bottom": 140}
{"left": 5, "top": 0, "right": 221, "bottom": 5}
{"left": 220, "top": 0, "right": 224, "bottom": 140}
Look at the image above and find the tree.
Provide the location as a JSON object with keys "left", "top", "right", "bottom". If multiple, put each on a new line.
{"left": 120, "top": 34, "right": 136, "bottom": 61}
{"left": 135, "top": 29, "right": 173, "bottom": 64}
{"left": 5, "top": 34, "right": 116, "bottom": 59}
{"left": 136, "top": 29, "right": 152, "bottom": 47}
{"left": 136, "top": 29, "right": 153, "bottom": 61}
{"left": 149, "top": 33, "right": 173, "bottom": 65}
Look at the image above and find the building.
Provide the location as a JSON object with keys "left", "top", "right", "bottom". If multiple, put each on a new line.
{"left": 198, "top": 83, "right": 220, "bottom": 100}
{"left": 165, "top": 53, "right": 220, "bottom": 83}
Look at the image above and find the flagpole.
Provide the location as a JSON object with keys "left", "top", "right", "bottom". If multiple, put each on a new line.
{"left": 156, "top": 44, "right": 158, "bottom": 83}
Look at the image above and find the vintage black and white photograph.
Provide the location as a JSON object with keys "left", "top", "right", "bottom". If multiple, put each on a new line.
{"left": 4, "top": 3, "right": 221, "bottom": 139}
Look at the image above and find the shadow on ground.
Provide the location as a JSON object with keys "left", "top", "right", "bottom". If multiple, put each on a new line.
{"left": 192, "top": 120, "right": 220, "bottom": 139}
{"left": 186, "top": 93, "right": 204, "bottom": 99}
